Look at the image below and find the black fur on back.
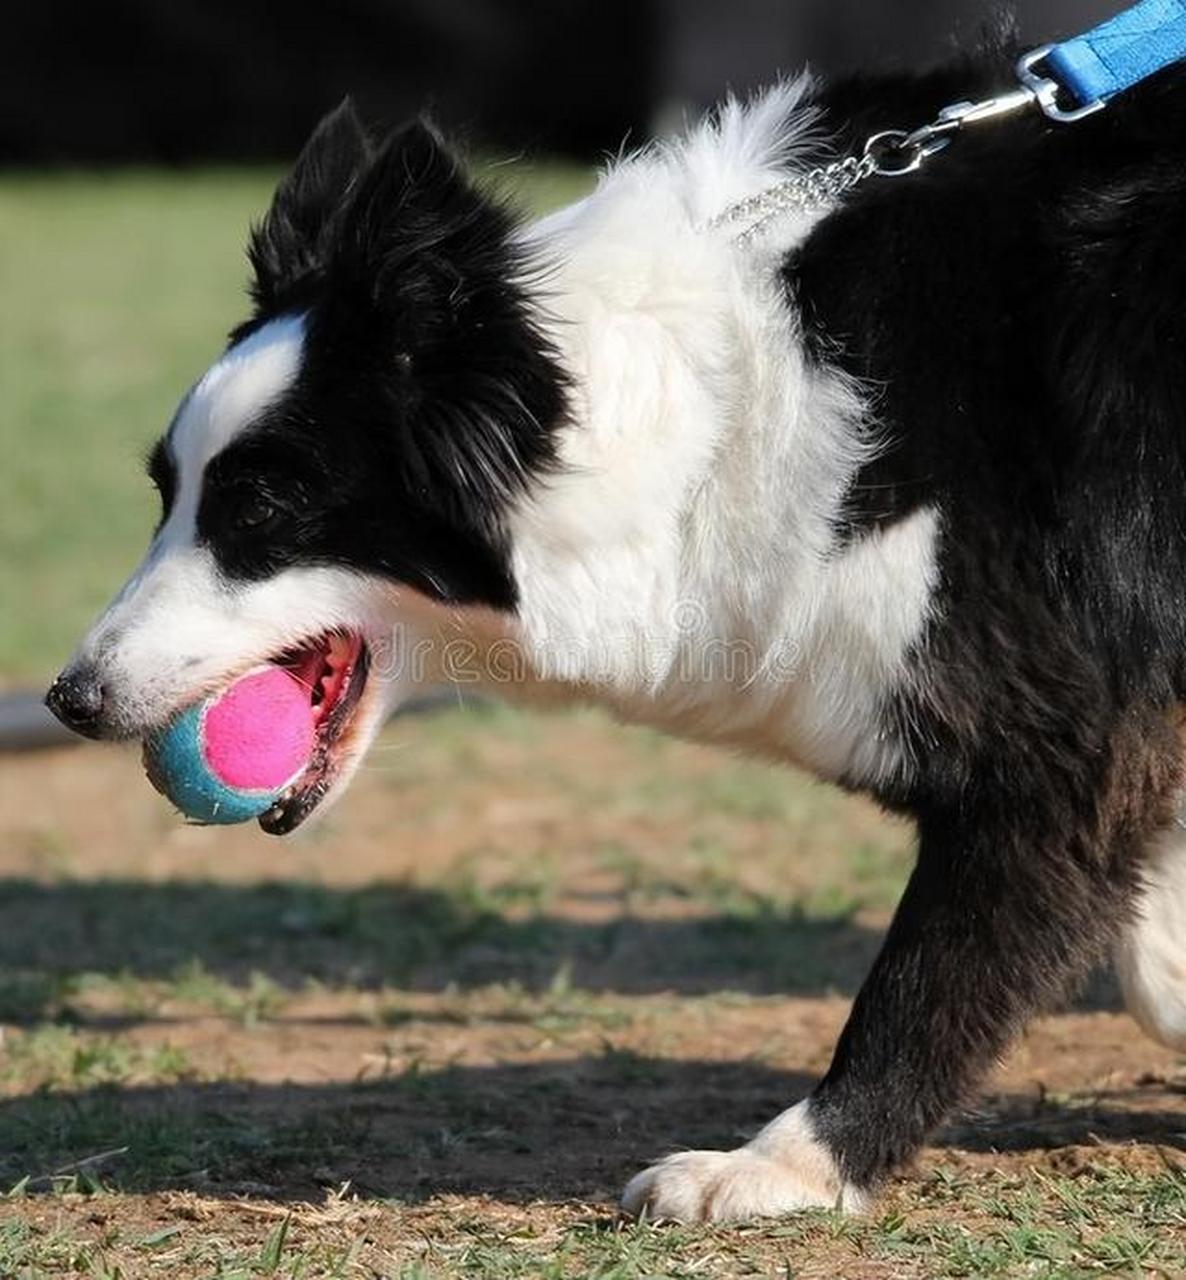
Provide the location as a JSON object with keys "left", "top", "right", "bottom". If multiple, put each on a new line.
{"left": 787, "top": 50, "right": 1186, "bottom": 1190}
{"left": 793, "top": 46, "right": 1186, "bottom": 710}
{"left": 193, "top": 100, "right": 566, "bottom": 607}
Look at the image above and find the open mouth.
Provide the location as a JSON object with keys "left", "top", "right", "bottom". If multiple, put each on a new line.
{"left": 257, "top": 630, "right": 370, "bottom": 835}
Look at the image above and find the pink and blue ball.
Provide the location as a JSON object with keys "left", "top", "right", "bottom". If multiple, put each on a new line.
{"left": 146, "top": 666, "right": 315, "bottom": 824}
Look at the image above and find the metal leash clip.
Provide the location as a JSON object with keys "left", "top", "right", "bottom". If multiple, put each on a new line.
{"left": 861, "top": 44, "right": 1104, "bottom": 179}
{"left": 1016, "top": 45, "right": 1109, "bottom": 122}
{"left": 861, "top": 95, "right": 1026, "bottom": 176}
{"left": 715, "top": 56, "right": 1078, "bottom": 242}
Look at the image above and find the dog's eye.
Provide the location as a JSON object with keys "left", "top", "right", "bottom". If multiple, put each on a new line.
{"left": 234, "top": 494, "right": 280, "bottom": 531}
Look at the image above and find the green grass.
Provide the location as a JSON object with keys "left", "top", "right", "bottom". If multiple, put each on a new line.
{"left": 0, "top": 1025, "right": 194, "bottom": 1092}
{"left": 0, "top": 162, "right": 591, "bottom": 684}
{"left": 1, "top": 171, "right": 269, "bottom": 683}
{"left": 3, "top": 1166, "right": 1185, "bottom": 1279}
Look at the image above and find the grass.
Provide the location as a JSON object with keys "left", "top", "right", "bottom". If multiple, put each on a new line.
{"left": 2, "top": 171, "right": 267, "bottom": 684}
{"left": 0, "top": 1025, "right": 195, "bottom": 1092}
{"left": 0, "top": 697, "right": 911, "bottom": 1027}
{"left": 3, "top": 694, "right": 1182, "bottom": 1276}
{"left": 0, "top": 673, "right": 928, "bottom": 1274}
{"left": 3, "top": 1166, "right": 1186, "bottom": 1278}
{"left": 0, "top": 839, "right": 897, "bottom": 1028}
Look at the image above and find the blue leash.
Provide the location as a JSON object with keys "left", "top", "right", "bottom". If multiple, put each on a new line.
{"left": 1044, "top": 0, "right": 1186, "bottom": 112}
{"left": 861, "top": 0, "right": 1186, "bottom": 178}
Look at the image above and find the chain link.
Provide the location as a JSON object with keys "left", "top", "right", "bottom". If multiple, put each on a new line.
{"left": 708, "top": 152, "right": 877, "bottom": 246}
{"left": 708, "top": 65, "right": 1060, "bottom": 248}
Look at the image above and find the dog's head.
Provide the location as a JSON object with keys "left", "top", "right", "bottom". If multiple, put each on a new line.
{"left": 46, "top": 102, "right": 566, "bottom": 831}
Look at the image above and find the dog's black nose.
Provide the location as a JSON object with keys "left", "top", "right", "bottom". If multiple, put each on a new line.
{"left": 45, "top": 667, "right": 107, "bottom": 738}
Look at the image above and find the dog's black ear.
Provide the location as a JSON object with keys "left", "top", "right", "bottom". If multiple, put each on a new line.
{"left": 249, "top": 99, "right": 372, "bottom": 307}
{"left": 335, "top": 118, "right": 515, "bottom": 323}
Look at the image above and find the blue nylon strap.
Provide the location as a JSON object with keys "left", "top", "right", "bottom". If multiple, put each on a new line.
{"left": 1046, "top": 0, "right": 1186, "bottom": 106}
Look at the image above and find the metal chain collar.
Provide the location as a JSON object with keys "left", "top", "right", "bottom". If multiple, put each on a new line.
{"left": 710, "top": 45, "right": 1102, "bottom": 247}
{"left": 707, "top": 152, "right": 877, "bottom": 245}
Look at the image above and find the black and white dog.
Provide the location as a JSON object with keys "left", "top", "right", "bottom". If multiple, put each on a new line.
{"left": 46, "top": 42, "right": 1186, "bottom": 1222}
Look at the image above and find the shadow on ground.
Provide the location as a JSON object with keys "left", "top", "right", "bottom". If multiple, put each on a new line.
{"left": 3, "top": 1056, "right": 1181, "bottom": 1205}
{"left": 0, "top": 877, "right": 888, "bottom": 1015}
{"left": 0, "top": 877, "right": 1129, "bottom": 1021}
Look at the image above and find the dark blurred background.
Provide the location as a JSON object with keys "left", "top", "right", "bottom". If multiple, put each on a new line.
{"left": 3, "top": 0, "right": 1119, "bottom": 164}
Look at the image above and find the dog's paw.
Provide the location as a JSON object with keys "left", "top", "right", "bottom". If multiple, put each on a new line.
{"left": 621, "top": 1148, "right": 839, "bottom": 1223}
{"left": 621, "top": 1101, "right": 866, "bottom": 1224}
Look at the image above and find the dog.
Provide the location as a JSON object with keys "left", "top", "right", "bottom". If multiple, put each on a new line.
{"left": 46, "top": 40, "right": 1186, "bottom": 1223}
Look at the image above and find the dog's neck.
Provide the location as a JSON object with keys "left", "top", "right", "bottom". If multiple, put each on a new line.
{"left": 443, "top": 84, "right": 940, "bottom": 786}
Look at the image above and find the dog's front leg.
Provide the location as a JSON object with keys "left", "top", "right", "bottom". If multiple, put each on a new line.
{"left": 622, "top": 792, "right": 1151, "bottom": 1223}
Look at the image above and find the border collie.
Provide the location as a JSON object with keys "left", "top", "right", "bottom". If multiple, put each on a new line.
{"left": 46, "top": 42, "right": 1186, "bottom": 1222}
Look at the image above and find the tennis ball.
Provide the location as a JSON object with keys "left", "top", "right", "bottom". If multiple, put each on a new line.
{"left": 145, "top": 665, "right": 315, "bottom": 824}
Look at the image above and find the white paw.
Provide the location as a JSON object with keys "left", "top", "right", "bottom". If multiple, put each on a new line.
{"left": 621, "top": 1101, "right": 866, "bottom": 1224}
{"left": 1116, "top": 827, "right": 1186, "bottom": 1050}
{"left": 621, "top": 1147, "right": 845, "bottom": 1224}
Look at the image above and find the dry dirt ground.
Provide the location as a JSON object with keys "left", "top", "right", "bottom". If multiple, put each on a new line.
{"left": 2, "top": 703, "right": 1186, "bottom": 1278}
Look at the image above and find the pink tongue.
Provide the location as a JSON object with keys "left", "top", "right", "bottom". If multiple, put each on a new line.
{"left": 203, "top": 665, "right": 316, "bottom": 791}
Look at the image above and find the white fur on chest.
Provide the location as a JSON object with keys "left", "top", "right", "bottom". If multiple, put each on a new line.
{"left": 504, "top": 83, "right": 939, "bottom": 787}
{"left": 641, "top": 507, "right": 941, "bottom": 782}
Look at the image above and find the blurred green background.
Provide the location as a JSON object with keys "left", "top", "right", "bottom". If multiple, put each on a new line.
{"left": 0, "top": 163, "right": 591, "bottom": 686}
